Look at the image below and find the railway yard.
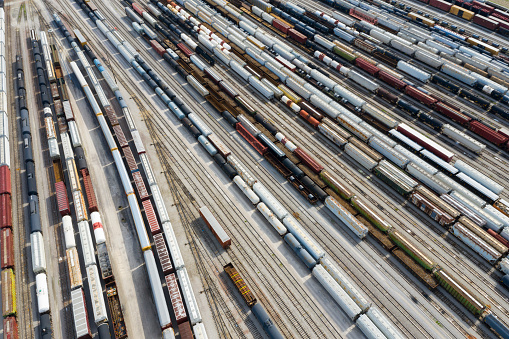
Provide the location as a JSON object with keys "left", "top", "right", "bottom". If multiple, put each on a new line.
{"left": 5, "top": 0, "right": 509, "bottom": 337}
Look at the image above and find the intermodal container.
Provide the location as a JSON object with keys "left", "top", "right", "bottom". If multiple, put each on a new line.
{"left": 154, "top": 233, "right": 173, "bottom": 274}
{"left": 165, "top": 273, "right": 188, "bottom": 324}
{"left": 0, "top": 193, "right": 11, "bottom": 228}
{"left": 294, "top": 148, "right": 324, "bottom": 173}
{"left": 55, "top": 181, "right": 71, "bottom": 216}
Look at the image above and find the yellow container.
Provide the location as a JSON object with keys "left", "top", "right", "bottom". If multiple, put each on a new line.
{"left": 277, "top": 84, "right": 302, "bottom": 103}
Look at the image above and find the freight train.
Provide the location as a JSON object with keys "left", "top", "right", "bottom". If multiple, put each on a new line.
{"left": 73, "top": 0, "right": 509, "bottom": 337}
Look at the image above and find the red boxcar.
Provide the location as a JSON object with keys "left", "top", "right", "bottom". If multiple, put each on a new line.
{"left": 299, "top": 110, "right": 320, "bottom": 128}
{"left": 492, "top": 9, "right": 509, "bottom": 22}
{"left": 4, "top": 316, "right": 18, "bottom": 339}
{"left": 378, "top": 71, "right": 407, "bottom": 90}
{"left": 55, "top": 181, "right": 71, "bottom": 216}
{"left": 133, "top": 171, "right": 149, "bottom": 201}
{"left": 142, "top": 200, "right": 161, "bottom": 234}
{"left": 404, "top": 86, "right": 437, "bottom": 106}
{"left": 179, "top": 321, "right": 193, "bottom": 339}
{"left": 1, "top": 228, "right": 13, "bottom": 269}
{"left": 349, "top": 8, "right": 377, "bottom": 24}
{"left": 153, "top": 233, "right": 173, "bottom": 274}
{"left": 150, "top": 40, "right": 166, "bottom": 57}
{"left": 0, "top": 165, "right": 11, "bottom": 195}
{"left": 294, "top": 148, "right": 324, "bottom": 173}
{"left": 273, "top": 19, "right": 291, "bottom": 34}
{"left": 472, "top": 1, "right": 494, "bottom": 13}
{"left": 434, "top": 102, "right": 472, "bottom": 126}
{"left": 113, "top": 125, "right": 128, "bottom": 148}
{"left": 355, "top": 58, "right": 380, "bottom": 76}
{"left": 288, "top": 29, "right": 307, "bottom": 44}
{"left": 176, "top": 43, "right": 194, "bottom": 57}
{"left": 397, "top": 124, "right": 454, "bottom": 162}
{"left": 165, "top": 274, "right": 188, "bottom": 324}
{"left": 236, "top": 123, "right": 268, "bottom": 155}
{"left": 132, "top": 3, "right": 144, "bottom": 16}
{"left": 429, "top": 0, "right": 452, "bottom": 11}
{"left": 122, "top": 146, "right": 138, "bottom": 172}
{"left": 473, "top": 15, "right": 499, "bottom": 30}
{"left": 469, "top": 121, "right": 509, "bottom": 146}
{"left": 489, "top": 15, "right": 509, "bottom": 29}
{"left": 0, "top": 194, "right": 11, "bottom": 228}
{"left": 81, "top": 169, "right": 98, "bottom": 213}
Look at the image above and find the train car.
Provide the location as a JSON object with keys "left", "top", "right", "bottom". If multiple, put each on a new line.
{"left": 224, "top": 263, "right": 257, "bottom": 307}
{"left": 199, "top": 206, "right": 231, "bottom": 249}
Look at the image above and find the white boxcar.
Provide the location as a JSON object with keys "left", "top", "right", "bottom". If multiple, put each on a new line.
{"left": 317, "top": 124, "right": 348, "bottom": 148}
{"left": 347, "top": 70, "right": 379, "bottom": 92}
{"left": 78, "top": 220, "right": 96, "bottom": 268}
{"left": 414, "top": 50, "right": 444, "bottom": 69}
{"left": 31, "top": 231, "right": 46, "bottom": 274}
{"left": 177, "top": 267, "right": 202, "bottom": 325}
{"left": 325, "top": 196, "right": 369, "bottom": 238}
{"left": 162, "top": 221, "right": 185, "bottom": 270}
{"left": 320, "top": 256, "right": 370, "bottom": 311}
{"left": 36, "top": 273, "right": 50, "bottom": 313}
{"left": 454, "top": 160, "right": 503, "bottom": 195}
{"left": 313, "top": 264, "right": 361, "bottom": 321}
{"left": 68, "top": 121, "right": 82, "bottom": 147}
{"left": 361, "top": 104, "right": 398, "bottom": 128}
{"left": 483, "top": 205, "right": 509, "bottom": 228}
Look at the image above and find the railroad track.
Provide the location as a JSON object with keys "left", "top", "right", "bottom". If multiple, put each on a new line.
{"left": 48, "top": 1, "right": 344, "bottom": 337}
{"left": 10, "top": 21, "right": 36, "bottom": 339}
{"left": 50, "top": 0, "right": 504, "bottom": 338}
